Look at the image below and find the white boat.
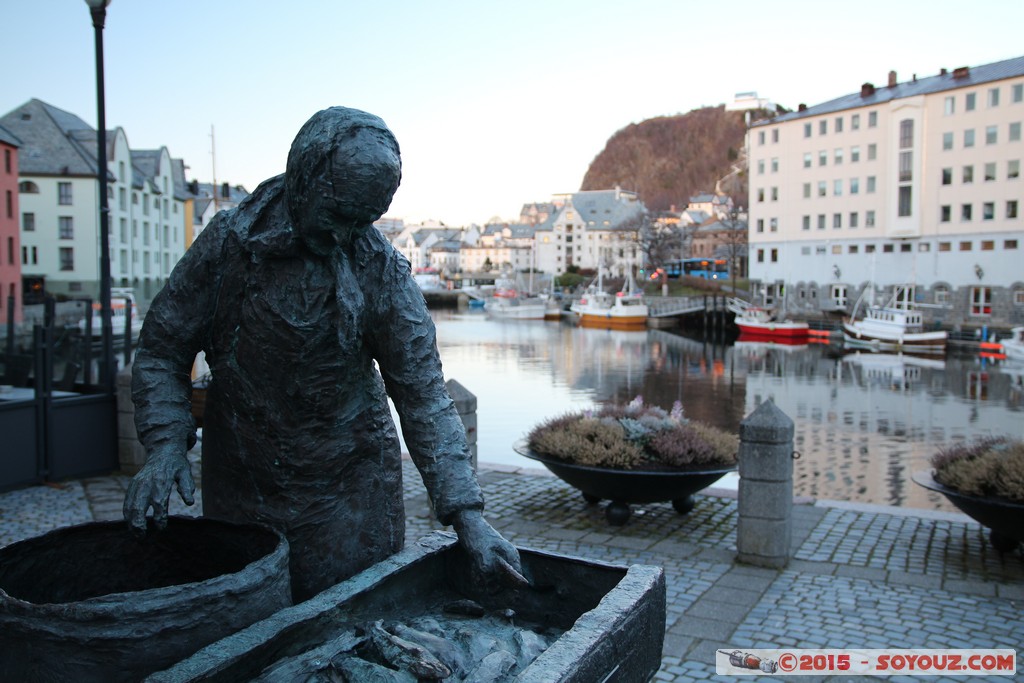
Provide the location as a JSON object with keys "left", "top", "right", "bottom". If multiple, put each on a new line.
{"left": 484, "top": 272, "right": 560, "bottom": 321}
{"left": 570, "top": 268, "right": 648, "bottom": 330}
{"left": 842, "top": 289, "right": 946, "bottom": 354}
{"left": 842, "top": 351, "right": 945, "bottom": 390}
{"left": 78, "top": 288, "right": 143, "bottom": 339}
{"left": 1000, "top": 327, "right": 1024, "bottom": 361}
{"left": 412, "top": 268, "right": 443, "bottom": 291}
{"left": 727, "top": 298, "right": 809, "bottom": 340}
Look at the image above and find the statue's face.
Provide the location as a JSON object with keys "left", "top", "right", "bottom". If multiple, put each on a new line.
{"left": 298, "top": 128, "right": 401, "bottom": 254}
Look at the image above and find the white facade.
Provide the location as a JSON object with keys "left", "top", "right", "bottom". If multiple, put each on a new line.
{"left": 535, "top": 189, "right": 644, "bottom": 277}
{"left": 747, "top": 58, "right": 1024, "bottom": 325}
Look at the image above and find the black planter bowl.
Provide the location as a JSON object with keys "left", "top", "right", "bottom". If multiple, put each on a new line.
{"left": 912, "top": 470, "right": 1024, "bottom": 553}
{"left": 515, "top": 441, "right": 734, "bottom": 525}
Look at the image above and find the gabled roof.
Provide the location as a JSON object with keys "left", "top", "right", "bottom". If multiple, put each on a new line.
{"left": 0, "top": 99, "right": 99, "bottom": 176}
{"left": 761, "top": 54, "right": 1024, "bottom": 125}
{"left": 569, "top": 189, "right": 643, "bottom": 230}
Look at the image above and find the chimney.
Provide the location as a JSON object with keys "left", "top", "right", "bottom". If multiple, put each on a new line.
{"left": 798, "top": 103, "right": 807, "bottom": 112}
{"left": 221, "top": 182, "right": 229, "bottom": 198}
{"left": 940, "top": 67, "right": 948, "bottom": 76}
{"left": 953, "top": 66, "right": 970, "bottom": 79}
{"left": 887, "top": 70, "right": 898, "bottom": 87}
{"left": 861, "top": 83, "right": 876, "bottom": 97}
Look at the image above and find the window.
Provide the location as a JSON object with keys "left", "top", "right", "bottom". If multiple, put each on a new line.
{"left": 868, "top": 143, "right": 877, "bottom": 160}
{"left": 757, "top": 219, "right": 764, "bottom": 233}
{"left": 942, "top": 132, "right": 953, "bottom": 150}
{"left": 771, "top": 158, "right": 778, "bottom": 172}
{"left": 966, "top": 92, "right": 976, "bottom": 111}
{"left": 866, "top": 176, "right": 876, "bottom": 193}
{"left": 818, "top": 181, "right": 827, "bottom": 197}
{"left": 801, "top": 246, "right": 811, "bottom": 255}
{"left": 942, "top": 168, "right": 952, "bottom": 185}
{"left": 757, "top": 249, "right": 764, "bottom": 263}
{"left": 119, "top": 187, "right": 126, "bottom": 211}
{"left": 58, "top": 216, "right": 73, "bottom": 239}
{"left": 58, "top": 182, "right": 72, "bottom": 205}
{"left": 803, "top": 183, "right": 811, "bottom": 198}
{"left": 758, "top": 131, "right": 766, "bottom": 145}
{"left": 938, "top": 242, "right": 951, "bottom": 252}
{"left": 817, "top": 214, "right": 826, "bottom": 230}
{"left": 970, "top": 287, "right": 992, "bottom": 316}
{"left": 899, "top": 119, "right": 913, "bottom": 148}
{"left": 983, "top": 202, "right": 994, "bottom": 220}
{"left": 832, "top": 245, "right": 842, "bottom": 255}
{"left": 964, "top": 129, "right": 975, "bottom": 147}
{"left": 898, "top": 186, "right": 912, "bottom": 217}
{"left": 986, "top": 125, "right": 998, "bottom": 145}
{"left": 883, "top": 244, "right": 894, "bottom": 253}
{"left": 1014, "top": 84, "right": 1023, "bottom": 103}
{"left": 835, "top": 117, "right": 844, "bottom": 132}
{"left": 769, "top": 218, "right": 778, "bottom": 232}
{"left": 900, "top": 243, "right": 911, "bottom": 253}
{"left": 18, "top": 180, "right": 39, "bottom": 194}
{"left": 1011, "top": 122, "right": 1022, "bottom": 142}
{"left": 803, "top": 152, "right": 812, "bottom": 168}
{"left": 960, "top": 240, "right": 972, "bottom": 251}
{"left": 772, "top": 129, "right": 779, "bottom": 143}
{"left": 868, "top": 111, "right": 877, "bottom": 127}
{"left": 1008, "top": 200, "right": 1019, "bottom": 219}
{"left": 851, "top": 114, "right": 860, "bottom": 130}
{"left": 757, "top": 160, "right": 765, "bottom": 174}
{"left": 757, "top": 188, "right": 765, "bottom": 202}
{"left": 866, "top": 210, "right": 876, "bottom": 227}
{"left": 935, "top": 285, "right": 950, "bottom": 304}
{"left": 850, "top": 212, "right": 859, "bottom": 228}
{"left": 819, "top": 120, "right": 827, "bottom": 135}
{"left": 849, "top": 245, "right": 859, "bottom": 254}
{"left": 4, "top": 191, "right": 10, "bottom": 219}
{"left": 819, "top": 150, "right": 827, "bottom": 166}
{"left": 918, "top": 242, "right": 930, "bottom": 252}
{"left": 833, "top": 213, "right": 842, "bottom": 228}
{"left": 770, "top": 249, "right": 778, "bottom": 263}
{"left": 1016, "top": 289, "right": 1024, "bottom": 306}
{"left": 988, "top": 88, "right": 1000, "bottom": 107}
{"left": 59, "top": 247, "right": 74, "bottom": 271}
{"left": 984, "top": 162, "right": 996, "bottom": 181}
{"left": 771, "top": 187, "right": 778, "bottom": 201}
{"left": 963, "top": 165, "right": 973, "bottom": 183}
{"left": 865, "top": 244, "right": 876, "bottom": 253}
{"left": 802, "top": 215, "right": 811, "bottom": 230}
{"left": 940, "top": 205, "right": 951, "bottom": 222}
{"left": 851, "top": 146, "right": 860, "bottom": 162}
{"left": 804, "top": 123, "right": 812, "bottom": 138}
{"left": 944, "top": 96, "right": 955, "bottom": 115}
{"left": 834, "top": 148, "right": 844, "bottom": 165}
{"left": 899, "top": 151, "right": 912, "bottom": 181}
{"left": 22, "top": 212, "right": 34, "bottom": 231}
{"left": 1008, "top": 239, "right": 1020, "bottom": 249}
{"left": 961, "top": 204, "right": 973, "bottom": 221}
{"left": 850, "top": 178, "right": 860, "bottom": 194}
{"left": 1011, "top": 160, "right": 1021, "bottom": 179}
{"left": 981, "top": 240, "right": 995, "bottom": 250}
{"left": 833, "top": 180, "right": 842, "bottom": 196}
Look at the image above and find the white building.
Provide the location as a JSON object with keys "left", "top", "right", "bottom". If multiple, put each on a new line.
{"left": 747, "top": 56, "right": 1024, "bottom": 327}
{"left": 1, "top": 99, "right": 187, "bottom": 309}
{"left": 534, "top": 188, "right": 646, "bottom": 277}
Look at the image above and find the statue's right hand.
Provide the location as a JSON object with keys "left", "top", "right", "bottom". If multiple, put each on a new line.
{"left": 123, "top": 445, "right": 195, "bottom": 537}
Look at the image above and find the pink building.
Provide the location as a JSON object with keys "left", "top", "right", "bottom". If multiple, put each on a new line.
{"left": 0, "top": 124, "right": 21, "bottom": 323}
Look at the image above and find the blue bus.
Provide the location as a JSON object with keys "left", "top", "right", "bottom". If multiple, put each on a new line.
{"left": 662, "top": 258, "right": 729, "bottom": 280}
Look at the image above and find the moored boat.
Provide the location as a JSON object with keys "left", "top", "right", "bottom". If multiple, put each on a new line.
{"left": 726, "top": 298, "right": 809, "bottom": 340}
{"left": 1000, "top": 327, "right": 1024, "bottom": 361}
{"left": 77, "top": 288, "right": 143, "bottom": 339}
{"left": 570, "top": 269, "right": 648, "bottom": 330}
{"left": 842, "top": 290, "right": 946, "bottom": 354}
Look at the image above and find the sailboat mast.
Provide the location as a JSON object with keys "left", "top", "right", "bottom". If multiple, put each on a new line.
{"left": 210, "top": 124, "right": 218, "bottom": 213}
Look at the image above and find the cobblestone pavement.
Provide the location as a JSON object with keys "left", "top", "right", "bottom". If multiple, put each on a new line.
{"left": 2, "top": 453, "right": 1022, "bottom": 682}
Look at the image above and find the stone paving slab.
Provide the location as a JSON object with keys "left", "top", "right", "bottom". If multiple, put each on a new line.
{"left": 1, "top": 458, "right": 1021, "bottom": 683}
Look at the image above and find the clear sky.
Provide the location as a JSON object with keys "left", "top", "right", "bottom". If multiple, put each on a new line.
{"left": 3, "top": 1, "right": 1023, "bottom": 227}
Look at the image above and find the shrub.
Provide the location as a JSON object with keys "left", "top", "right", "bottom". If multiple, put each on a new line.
{"left": 932, "top": 437, "right": 1024, "bottom": 504}
{"left": 526, "top": 398, "right": 736, "bottom": 471}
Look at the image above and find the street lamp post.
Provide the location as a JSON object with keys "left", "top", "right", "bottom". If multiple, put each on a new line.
{"left": 85, "top": 0, "right": 114, "bottom": 392}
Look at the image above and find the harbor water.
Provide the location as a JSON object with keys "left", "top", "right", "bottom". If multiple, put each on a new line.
{"left": 393, "top": 309, "right": 1024, "bottom": 512}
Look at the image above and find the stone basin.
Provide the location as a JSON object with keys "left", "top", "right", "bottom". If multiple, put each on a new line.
{"left": 149, "top": 531, "right": 667, "bottom": 683}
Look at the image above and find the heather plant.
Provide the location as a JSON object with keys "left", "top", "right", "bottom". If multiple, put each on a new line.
{"left": 527, "top": 397, "right": 736, "bottom": 471}
{"left": 932, "top": 437, "right": 1024, "bottom": 504}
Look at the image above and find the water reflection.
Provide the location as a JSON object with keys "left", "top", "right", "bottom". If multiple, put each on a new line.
{"left": 399, "top": 310, "right": 1023, "bottom": 512}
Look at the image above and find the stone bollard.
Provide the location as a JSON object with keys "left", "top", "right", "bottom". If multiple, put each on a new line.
{"left": 445, "top": 378, "right": 477, "bottom": 470}
{"left": 736, "top": 399, "right": 794, "bottom": 568}
{"left": 115, "top": 362, "right": 147, "bottom": 475}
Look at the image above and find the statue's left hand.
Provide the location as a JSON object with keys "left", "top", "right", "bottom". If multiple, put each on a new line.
{"left": 451, "top": 509, "right": 527, "bottom": 592}
{"left": 123, "top": 444, "right": 196, "bottom": 537}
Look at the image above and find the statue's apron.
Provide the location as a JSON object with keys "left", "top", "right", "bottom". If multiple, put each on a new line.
{"left": 200, "top": 245, "right": 405, "bottom": 602}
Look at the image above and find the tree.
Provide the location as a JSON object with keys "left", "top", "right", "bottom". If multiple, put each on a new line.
{"left": 716, "top": 208, "right": 748, "bottom": 295}
{"left": 616, "top": 208, "right": 684, "bottom": 276}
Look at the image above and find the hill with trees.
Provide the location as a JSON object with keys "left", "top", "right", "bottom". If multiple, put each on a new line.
{"left": 579, "top": 105, "right": 753, "bottom": 213}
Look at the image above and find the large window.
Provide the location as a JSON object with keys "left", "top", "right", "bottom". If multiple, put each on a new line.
{"left": 58, "top": 182, "right": 72, "bottom": 205}
{"left": 22, "top": 212, "right": 35, "bottom": 231}
{"left": 899, "top": 151, "right": 912, "bottom": 182}
{"left": 899, "top": 119, "right": 913, "bottom": 148}
{"left": 964, "top": 129, "right": 975, "bottom": 147}
{"left": 59, "top": 247, "right": 74, "bottom": 271}
{"left": 942, "top": 168, "right": 952, "bottom": 185}
{"left": 985, "top": 163, "right": 996, "bottom": 182}
{"left": 898, "top": 186, "right": 912, "bottom": 217}
{"left": 58, "top": 216, "right": 73, "bottom": 239}
{"left": 830, "top": 285, "right": 848, "bottom": 308}
{"left": 970, "top": 287, "right": 992, "bottom": 316}
{"left": 963, "top": 165, "right": 974, "bottom": 183}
